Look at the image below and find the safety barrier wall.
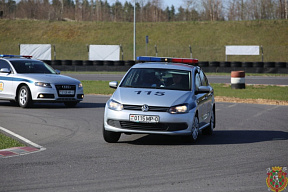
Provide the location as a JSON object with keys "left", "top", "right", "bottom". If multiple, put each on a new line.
{"left": 42, "top": 60, "right": 288, "bottom": 73}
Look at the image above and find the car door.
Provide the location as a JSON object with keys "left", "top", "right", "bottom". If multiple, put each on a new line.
{"left": 194, "top": 71, "right": 207, "bottom": 127}
{"left": 0, "top": 60, "right": 15, "bottom": 99}
{"left": 199, "top": 70, "right": 213, "bottom": 124}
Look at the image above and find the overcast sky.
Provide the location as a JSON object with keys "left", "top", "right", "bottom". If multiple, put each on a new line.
{"left": 108, "top": 0, "right": 183, "bottom": 9}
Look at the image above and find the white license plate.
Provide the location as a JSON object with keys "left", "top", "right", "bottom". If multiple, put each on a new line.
{"left": 59, "top": 90, "right": 75, "bottom": 95}
{"left": 130, "top": 115, "right": 160, "bottom": 123}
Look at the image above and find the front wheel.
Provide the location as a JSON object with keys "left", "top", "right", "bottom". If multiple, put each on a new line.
{"left": 202, "top": 109, "right": 215, "bottom": 135}
{"left": 183, "top": 115, "right": 199, "bottom": 143}
{"left": 18, "top": 85, "right": 32, "bottom": 108}
{"left": 103, "top": 125, "right": 121, "bottom": 143}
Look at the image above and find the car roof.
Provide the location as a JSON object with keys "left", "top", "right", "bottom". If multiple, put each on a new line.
{"left": 1, "top": 58, "right": 40, "bottom": 62}
{"left": 132, "top": 62, "right": 197, "bottom": 71}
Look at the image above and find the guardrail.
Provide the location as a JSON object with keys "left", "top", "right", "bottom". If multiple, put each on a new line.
{"left": 42, "top": 60, "right": 288, "bottom": 73}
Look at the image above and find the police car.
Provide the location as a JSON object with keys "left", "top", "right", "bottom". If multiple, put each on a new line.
{"left": 103, "top": 56, "right": 215, "bottom": 143}
{"left": 0, "top": 55, "right": 84, "bottom": 108}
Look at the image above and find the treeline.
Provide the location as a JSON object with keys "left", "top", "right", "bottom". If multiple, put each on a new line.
{"left": 1, "top": 0, "right": 287, "bottom": 22}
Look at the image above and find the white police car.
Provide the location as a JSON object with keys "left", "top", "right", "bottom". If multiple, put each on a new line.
{"left": 0, "top": 55, "right": 84, "bottom": 108}
{"left": 103, "top": 56, "right": 215, "bottom": 143}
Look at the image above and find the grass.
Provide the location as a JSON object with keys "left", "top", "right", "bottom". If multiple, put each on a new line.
{"left": 211, "top": 84, "right": 288, "bottom": 101}
{"left": 0, "top": 19, "right": 287, "bottom": 61}
{"left": 0, "top": 133, "right": 25, "bottom": 150}
{"left": 82, "top": 80, "right": 288, "bottom": 101}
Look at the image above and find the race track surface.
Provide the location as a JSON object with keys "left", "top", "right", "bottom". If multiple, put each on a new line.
{"left": 0, "top": 95, "right": 287, "bottom": 192}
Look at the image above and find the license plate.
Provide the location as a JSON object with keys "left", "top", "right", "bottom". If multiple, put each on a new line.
{"left": 130, "top": 115, "right": 160, "bottom": 123}
{"left": 59, "top": 90, "right": 74, "bottom": 95}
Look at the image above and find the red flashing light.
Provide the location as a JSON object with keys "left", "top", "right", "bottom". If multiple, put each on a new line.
{"left": 171, "top": 58, "right": 198, "bottom": 64}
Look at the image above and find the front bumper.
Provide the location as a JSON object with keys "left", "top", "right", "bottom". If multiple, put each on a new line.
{"left": 104, "top": 106, "right": 196, "bottom": 135}
{"left": 30, "top": 85, "right": 84, "bottom": 102}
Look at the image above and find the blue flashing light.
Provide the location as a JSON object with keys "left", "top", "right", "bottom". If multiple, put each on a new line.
{"left": 0, "top": 54, "right": 32, "bottom": 58}
{"left": 137, "top": 56, "right": 198, "bottom": 65}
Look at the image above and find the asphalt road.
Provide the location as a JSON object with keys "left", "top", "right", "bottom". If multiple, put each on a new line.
{"left": 0, "top": 95, "right": 287, "bottom": 192}
{"left": 65, "top": 73, "right": 288, "bottom": 85}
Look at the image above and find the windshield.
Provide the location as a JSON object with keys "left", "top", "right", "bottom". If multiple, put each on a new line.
{"left": 10, "top": 60, "right": 56, "bottom": 74}
{"left": 120, "top": 68, "right": 191, "bottom": 91}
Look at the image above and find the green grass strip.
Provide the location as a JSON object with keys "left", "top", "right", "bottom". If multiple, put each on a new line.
{"left": 82, "top": 80, "right": 288, "bottom": 101}
{"left": 0, "top": 133, "right": 25, "bottom": 150}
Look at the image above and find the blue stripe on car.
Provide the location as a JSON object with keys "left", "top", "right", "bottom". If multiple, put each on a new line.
{"left": 0, "top": 76, "right": 33, "bottom": 83}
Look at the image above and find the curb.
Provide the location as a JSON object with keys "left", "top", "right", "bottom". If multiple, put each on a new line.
{"left": 0, "top": 126, "right": 46, "bottom": 158}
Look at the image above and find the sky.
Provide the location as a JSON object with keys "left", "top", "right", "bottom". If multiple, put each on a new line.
{"left": 108, "top": 0, "right": 183, "bottom": 9}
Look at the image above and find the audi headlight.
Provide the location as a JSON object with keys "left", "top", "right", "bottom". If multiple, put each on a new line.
{"left": 107, "top": 99, "right": 123, "bottom": 111}
{"left": 35, "top": 82, "right": 52, "bottom": 88}
{"left": 78, "top": 83, "right": 83, "bottom": 88}
{"left": 169, "top": 104, "right": 188, "bottom": 114}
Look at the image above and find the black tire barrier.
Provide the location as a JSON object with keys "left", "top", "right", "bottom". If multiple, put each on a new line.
{"left": 42, "top": 60, "right": 51, "bottom": 65}
{"left": 253, "top": 62, "right": 264, "bottom": 68}
{"left": 51, "top": 60, "right": 62, "bottom": 66}
{"left": 231, "top": 71, "right": 245, "bottom": 89}
{"left": 114, "top": 60, "right": 125, "bottom": 66}
{"left": 198, "top": 61, "right": 209, "bottom": 67}
{"left": 242, "top": 62, "right": 253, "bottom": 68}
{"left": 231, "top": 61, "right": 242, "bottom": 68}
{"left": 83, "top": 60, "right": 93, "bottom": 66}
{"left": 103, "top": 60, "right": 114, "bottom": 66}
{"left": 209, "top": 61, "right": 220, "bottom": 67}
{"left": 72, "top": 60, "right": 83, "bottom": 66}
{"left": 124, "top": 60, "right": 135, "bottom": 66}
{"left": 220, "top": 61, "right": 231, "bottom": 67}
{"left": 93, "top": 60, "right": 104, "bottom": 66}
{"left": 275, "top": 62, "right": 286, "bottom": 68}
{"left": 264, "top": 62, "right": 275, "bottom": 68}
{"left": 62, "top": 60, "right": 72, "bottom": 66}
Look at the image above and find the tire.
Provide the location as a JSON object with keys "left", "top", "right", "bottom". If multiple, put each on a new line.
{"left": 202, "top": 108, "right": 215, "bottom": 135}
{"left": 198, "top": 61, "right": 209, "bottom": 67}
{"left": 183, "top": 115, "right": 199, "bottom": 143}
{"left": 64, "top": 101, "right": 78, "bottom": 107}
{"left": 103, "top": 125, "right": 121, "bottom": 143}
{"left": 18, "top": 85, "right": 32, "bottom": 108}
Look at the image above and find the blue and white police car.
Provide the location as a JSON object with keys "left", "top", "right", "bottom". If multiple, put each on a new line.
{"left": 103, "top": 56, "right": 215, "bottom": 143}
{"left": 0, "top": 55, "right": 84, "bottom": 108}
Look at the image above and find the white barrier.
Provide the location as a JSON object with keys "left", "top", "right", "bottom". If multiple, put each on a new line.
{"left": 20, "top": 44, "right": 51, "bottom": 60}
{"left": 225, "top": 45, "right": 263, "bottom": 61}
{"left": 89, "top": 45, "right": 120, "bottom": 61}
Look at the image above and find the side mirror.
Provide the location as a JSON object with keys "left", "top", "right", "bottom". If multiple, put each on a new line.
{"left": 0, "top": 68, "right": 11, "bottom": 73}
{"left": 109, "top": 81, "right": 118, "bottom": 89}
{"left": 55, "top": 69, "right": 61, "bottom": 74}
{"left": 196, "top": 86, "right": 210, "bottom": 94}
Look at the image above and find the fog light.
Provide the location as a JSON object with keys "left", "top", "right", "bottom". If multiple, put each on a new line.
{"left": 39, "top": 94, "right": 44, "bottom": 98}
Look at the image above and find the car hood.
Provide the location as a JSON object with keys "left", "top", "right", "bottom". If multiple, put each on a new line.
{"left": 17, "top": 74, "right": 81, "bottom": 84}
{"left": 112, "top": 87, "right": 191, "bottom": 107}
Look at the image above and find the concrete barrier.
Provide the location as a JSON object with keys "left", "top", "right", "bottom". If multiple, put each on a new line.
{"left": 231, "top": 71, "right": 245, "bottom": 89}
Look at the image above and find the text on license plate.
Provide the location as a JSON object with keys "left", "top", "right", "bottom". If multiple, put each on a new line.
{"left": 59, "top": 90, "right": 75, "bottom": 95}
{"left": 130, "top": 115, "right": 159, "bottom": 123}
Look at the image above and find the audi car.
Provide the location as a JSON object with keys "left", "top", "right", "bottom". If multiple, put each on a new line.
{"left": 0, "top": 55, "right": 84, "bottom": 108}
{"left": 103, "top": 56, "right": 215, "bottom": 143}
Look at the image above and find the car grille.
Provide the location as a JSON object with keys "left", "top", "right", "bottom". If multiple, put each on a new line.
{"left": 55, "top": 85, "right": 76, "bottom": 97}
{"left": 107, "top": 119, "right": 187, "bottom": 131}
{"left": 123, "top": 105, "right": 169, "bottom": 112}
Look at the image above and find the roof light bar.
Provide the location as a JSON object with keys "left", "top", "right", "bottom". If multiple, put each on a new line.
{"left": 0, "top": 54, "right": 32, "bottom": 58}
{"left": 137, "top": 56, "right": 198, "bottom": 64}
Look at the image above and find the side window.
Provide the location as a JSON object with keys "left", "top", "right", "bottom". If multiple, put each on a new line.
{"left": 0, "top": 60, "right": 11, "bottom": 70}
{"left": 199, "top": 70, "right": 208, "bottom": 86}
{"left": 195, "top": 73, "right": 201, "bottom": 90}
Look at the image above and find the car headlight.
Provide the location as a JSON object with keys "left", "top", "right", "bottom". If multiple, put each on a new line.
{"left": 169, "top": 104, "right": 188, "bottom": 114}
{"left": 35, "top": 82, "right": 52, "bottom": 88}
{"left": 107, "top": 99, "right": 123, "bottom": 111}
{"left": 78, "top": 83, "right": 83, "bottom": 88}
